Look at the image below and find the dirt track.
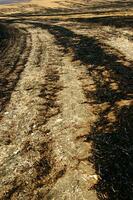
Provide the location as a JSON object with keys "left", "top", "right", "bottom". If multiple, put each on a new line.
{"left": 0, "top": 1, "right": 133, "bottom": 199}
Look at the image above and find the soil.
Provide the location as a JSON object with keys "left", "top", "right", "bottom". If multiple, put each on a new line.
{"left": 0, "top": 1, "right": 133, "bottom": 200}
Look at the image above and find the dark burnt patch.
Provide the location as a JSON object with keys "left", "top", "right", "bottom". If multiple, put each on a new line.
{"left": 34, "top": 157, "right": 52, "bottom": 180}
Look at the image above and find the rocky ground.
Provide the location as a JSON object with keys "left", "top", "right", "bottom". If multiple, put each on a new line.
{"left": 0, "top": 0, "right": 133, "bottom": 199}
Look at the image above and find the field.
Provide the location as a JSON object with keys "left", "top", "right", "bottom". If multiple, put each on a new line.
{"left": 0, "top": 0, "right": 133, "bottom": 199}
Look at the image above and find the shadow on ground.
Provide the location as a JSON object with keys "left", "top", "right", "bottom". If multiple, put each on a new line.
{"left": 70, "top": 15, "right": 133, "bottom": 28}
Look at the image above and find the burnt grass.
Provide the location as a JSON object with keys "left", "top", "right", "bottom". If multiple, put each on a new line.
{"left": 33, "top": 22, "right": 133, "bottom": 199}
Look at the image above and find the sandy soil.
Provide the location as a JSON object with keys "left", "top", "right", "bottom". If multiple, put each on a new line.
{"left": 0, "top": 1, "right": 133, "bottom": 200}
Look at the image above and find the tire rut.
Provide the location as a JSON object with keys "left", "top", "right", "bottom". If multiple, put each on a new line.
{"left": 43, "top": 22, "right": 132, "bottom": 200}
{"left": 0, "top": 26, "right": 61, "bottom": 199}
{"left": 30, "top": 22, "right": 98, "bottom": 200}
{"left": 45, "top": 55, "right": 98, "bottom": 200}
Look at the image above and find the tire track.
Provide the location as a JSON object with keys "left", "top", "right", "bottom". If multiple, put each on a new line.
{"left": 45, "top": 56, "right": 98, "bottom": 200}
{"left": 29, "top": 22, "right": 98, "bottom": 200}
{"left": 41, "top": 23, "right": 132, "bottom": 200}
{"left": 0, "top": 25, "right": 61, "bottom": 199}
{"left": 0, "top": 21, "right": 99, "bottom": 199}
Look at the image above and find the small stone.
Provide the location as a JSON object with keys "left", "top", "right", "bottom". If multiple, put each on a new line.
{"left": 4, "top": 112, "right": 9, "bottom": 115}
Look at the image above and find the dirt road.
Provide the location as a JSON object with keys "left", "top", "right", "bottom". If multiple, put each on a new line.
{"left": 0, "top": 1, "right": 133, "bottom": 199}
